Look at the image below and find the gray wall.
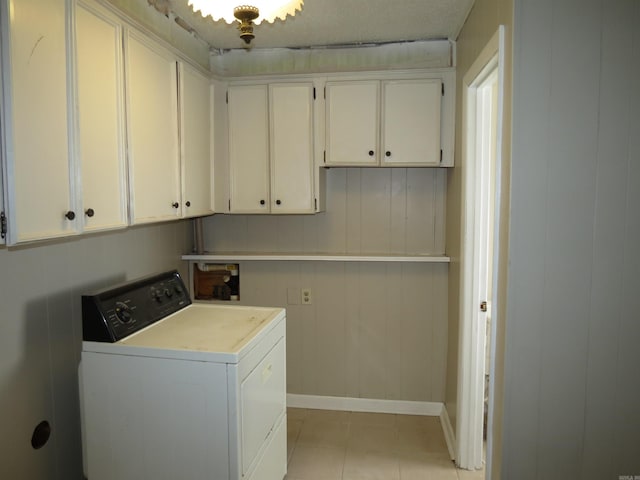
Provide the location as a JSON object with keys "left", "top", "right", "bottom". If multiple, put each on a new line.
{"left": 502, "top": 0, "right": 640, "bottom": 478}
{"left": 0, "top": 222, "right": 191, "bottom": 479}
{"left": 202, "top": 167, "right": 449, "bottom": 402}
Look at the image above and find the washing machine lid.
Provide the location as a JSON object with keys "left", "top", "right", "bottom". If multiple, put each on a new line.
{"left": 120, "top": 304, "right": 283, "bottom": 353}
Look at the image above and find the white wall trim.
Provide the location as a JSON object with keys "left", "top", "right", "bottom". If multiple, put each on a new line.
{"left": 287, "top": 394, "right": 443, "bottom": 416}
{"left": 440, "top": 405, "right": 457, "bottom": 460}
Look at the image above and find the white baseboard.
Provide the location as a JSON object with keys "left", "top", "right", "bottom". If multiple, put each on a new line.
{"left": 286, "top": 394, "right": 443, "bottom": 416}
{"left": 440, "top": 405, "right": 456, "bottom": 460}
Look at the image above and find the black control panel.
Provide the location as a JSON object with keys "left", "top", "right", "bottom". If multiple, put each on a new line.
{"left": 82, "top": 270, "right": 191, "bottom": 342}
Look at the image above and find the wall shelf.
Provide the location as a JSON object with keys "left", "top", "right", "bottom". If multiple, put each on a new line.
{"left": 182, "top": 252, "right": 450, "bottom": 263}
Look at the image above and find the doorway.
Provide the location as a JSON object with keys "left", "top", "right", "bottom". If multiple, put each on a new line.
{"left": 457, "top": 26, "right": 505, "bottom": 476}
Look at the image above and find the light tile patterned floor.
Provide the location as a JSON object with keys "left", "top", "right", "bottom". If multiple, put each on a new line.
{"left": 285, "top": 408, "right": 485, "bottom": 480}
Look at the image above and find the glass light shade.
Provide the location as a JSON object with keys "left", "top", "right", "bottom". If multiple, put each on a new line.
{"left": 188, "top": 0, "right": 304, "bottom": 25}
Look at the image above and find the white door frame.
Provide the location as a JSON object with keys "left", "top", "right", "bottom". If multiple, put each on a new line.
{"left": 457, "top": 26, "right": 505, "bottom": 474}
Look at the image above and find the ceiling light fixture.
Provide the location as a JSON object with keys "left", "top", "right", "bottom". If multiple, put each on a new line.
{"left": 187, "top": 0, "right": 304, "bottom": 44}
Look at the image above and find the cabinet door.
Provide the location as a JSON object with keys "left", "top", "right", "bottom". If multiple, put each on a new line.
{"left": 325, "top": 81, "right": 379, "bottom": 166}
{"left": 269, "top": 83, "right": 314, "bottom": 213}
{"left": 76, "top": 1, "right": 128, "bottom": 232}
{"left": 180, "top": 63, "right": 212, "bottom": 218}
{"left": 228, "top": 85, "right": 269, "bottom": 213}
{"left": 126, "top": 31, "right": 180, "bottom": 224}
{"left": 1, "top": 0, "right": 75, "bottom": 244}
{"left": 382, "top": 80, "right": 442, "bottom": 166}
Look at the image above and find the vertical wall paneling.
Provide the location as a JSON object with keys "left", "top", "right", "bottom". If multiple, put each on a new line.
{"left": 0, "top": 222, "right": 191, "bottom": 479}
{"left": 580, "top": 1, "right": 633, "bottom": 477}
{"left": 315, "top": 168, "right": 348, "bottom": 253}
{"left": 357, "top": 263, "right": 389, "bottom": 399}
{"left": 613, "top": 2, "right": 640, "bottom": 473}
{"left": 201, "top": 168, "right": 448, "bottom": 403}
{"left": 503, "top": 0, "right": 640, "bottom": 478}
{"left": 386, "top": 263, "right": 404, "bottom": 399}
{"left": 359, "top": 169, "right": 392, "bottom": 253}
{"left": 345, "top": 169, "right": 364, "bottom": 252}
{"left": 345, "top": 262, "right": 362, "bottom": 399}
{"left": 203, "top": 168, "right": 446, "bottom": 256}
{"left": 503, "top": 1, "right": 553, "bottom": 477}
{"left": 389, "top": 169, "right": 408, "bottom": 253}
{"left": 537, "top": 0, "right": 601, "bottom": 478}
{"left": 314, "top": 262, "right": 348, "bottom": 396}
{"left": 430, "top": 262, "right": 448, "bottom": 401}
{"left": 212, "top": 259, "right": 448, "bottom": 403}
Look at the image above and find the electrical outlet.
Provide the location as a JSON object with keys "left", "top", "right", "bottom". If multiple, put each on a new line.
{"left": 301, "top": 288, "right": 312, "bottom": 305}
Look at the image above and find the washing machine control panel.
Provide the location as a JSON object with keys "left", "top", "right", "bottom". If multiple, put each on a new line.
{"left": 82, "top": 270, "right": 191, "bottom": 342}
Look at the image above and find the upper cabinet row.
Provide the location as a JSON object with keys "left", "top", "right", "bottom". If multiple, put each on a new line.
{"left": 218, "top": 72, "right": 454, "bottom": 215}
{"left": 326, "top": 80, "right": 442, "bottom": 167}
{"left": 1, "top": 0, "right": 455, "bottom": 243}
{"left": 0, "top": 0, "right": 212, "bottom": 245}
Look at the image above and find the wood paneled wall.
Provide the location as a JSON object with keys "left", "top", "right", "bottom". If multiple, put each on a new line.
{"left": 205, "top": 167, "right": 446, "bottom": 255}
{"left": 202, "top": 168, "right": 449, "bottom": 402}
{"left": 503, "top": 0, "right": 640, "bottom": 478}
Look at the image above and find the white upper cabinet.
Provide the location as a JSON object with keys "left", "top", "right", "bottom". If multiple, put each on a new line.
{"left": 325, "top": 81, "right": 379, "bottom": 166}
{"left": 75, "top": 0, "right": 128, "bottom": 232}
{"left": 125, "top": 30, "right": 181, "bottom": 224}
{"left": 325, "top": 78, "right": 444, "bottom": 167}
{"left": 228, "top": 84, "right": 270, "bottom": 213}
{"left": 1, "top": 0, "right": 76, "bottom": 244}
{"left": 228, "top": 83, "right": 315, "bottom": 214}
{"left": 269, "top": 83, "right": 315, "bottom": 213}
{"left": 382, "top": 80, "right": 441, "bottom": 166}
{"left": 179, "top": 63, "right": 213, "bottom": 218}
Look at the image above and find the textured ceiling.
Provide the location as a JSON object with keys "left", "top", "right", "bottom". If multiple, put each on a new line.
{"left": 161, "top": 0, "right": 476, "bottom": 50}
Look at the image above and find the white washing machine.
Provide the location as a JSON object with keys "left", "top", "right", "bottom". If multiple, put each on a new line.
{"left": 79, "top": 270, "right": 287, "bottom": 480}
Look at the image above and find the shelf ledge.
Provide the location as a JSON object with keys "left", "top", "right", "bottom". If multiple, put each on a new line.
{"left": 182, "top": 253, "right": 450, "bottom": 263}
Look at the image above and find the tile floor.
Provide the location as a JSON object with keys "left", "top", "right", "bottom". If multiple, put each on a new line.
{"left": 285, "top": 408, "right": 485, "bottom": 480}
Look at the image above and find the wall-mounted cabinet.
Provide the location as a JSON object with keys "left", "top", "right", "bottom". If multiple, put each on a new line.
{"left": 179, "top": 62, "right": 213, "bottom": 218}
{"left": 0, "top": 0, "right": 213, "bottom": 244}
{"left": 325, "top": 78, "right": 443, "bottom": 167}
{"left": 227, "top": 83, "right": 315, "bottom": 214}
{"left": 125, "top": 31, "right": 181, "bottom": 224}
{"left": 76, "top": 0, "right": 128, "bottom": 232}
{"left": 125, "top": 30, "right": 213, "bottom": 224}
{"left": 1, "top": 0, "right": 76, "bottom": 244}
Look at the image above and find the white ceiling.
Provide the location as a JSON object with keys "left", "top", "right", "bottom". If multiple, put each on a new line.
{"left": 159, "top": 0, "right": 476, "bottom": 51}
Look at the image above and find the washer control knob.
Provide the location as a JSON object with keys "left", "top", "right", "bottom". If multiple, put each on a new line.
{"left": 164, "top": 288, "right": 172, "bottom": 298}
{"left": 114, "top": 302, "right": 132, "bottom": 323}
{"left": 151, "top": 289, "right": 163, "bottom": 302}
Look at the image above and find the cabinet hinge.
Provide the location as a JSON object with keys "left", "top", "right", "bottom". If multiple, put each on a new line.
{"left": 1, "top": 211, "right": 6, "bottom": 239}
{"left": 226, "top": 91, "right": 229, "bottom": 104}
{"left": 440, "top": 149, "right": 443, "bottom": 163}
{"left": 442, "top": 83, "right": 445, "bottom": 96}
{"left": 323, "top": 151, "right": 326, "bottom": 164}
{"left": 324, "top": 87, "right": 326, "bottom": 99}
{"left": 228, "top": 199, "right": 231, "bottom": 211}
{"left": 313, "top": 87, "right": 316, "bottom": 100}
{"left": 314, "top": 198, "right": 317, "bottom": 210}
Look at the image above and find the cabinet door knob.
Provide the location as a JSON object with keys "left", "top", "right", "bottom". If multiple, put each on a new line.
{"left": 276, "top": 199, "right": 281, "bottom": 205}
{"left": 172, "top": 202, "right": 179, "bottom": 209}
{"left": 185, "top": 201, "right": 191, "bottom": 207}
{"left": 64, "top": 211, "right": 76, "bottom": 220}
{"left": 84, "top": 208, "right": 95, "bottom": 217}
{"left": 368, "top": 150, "right": 375, "bottom": 156}
{"left": 385, "top": 151, "right": 391, "bottom": 157}
{"left": 260, "top": 200, "right": 265, "bottom": 205}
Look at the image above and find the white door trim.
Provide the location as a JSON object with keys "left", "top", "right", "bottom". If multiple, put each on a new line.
{"left": 457, "top": 25, "right": 505, "bottom": 475}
